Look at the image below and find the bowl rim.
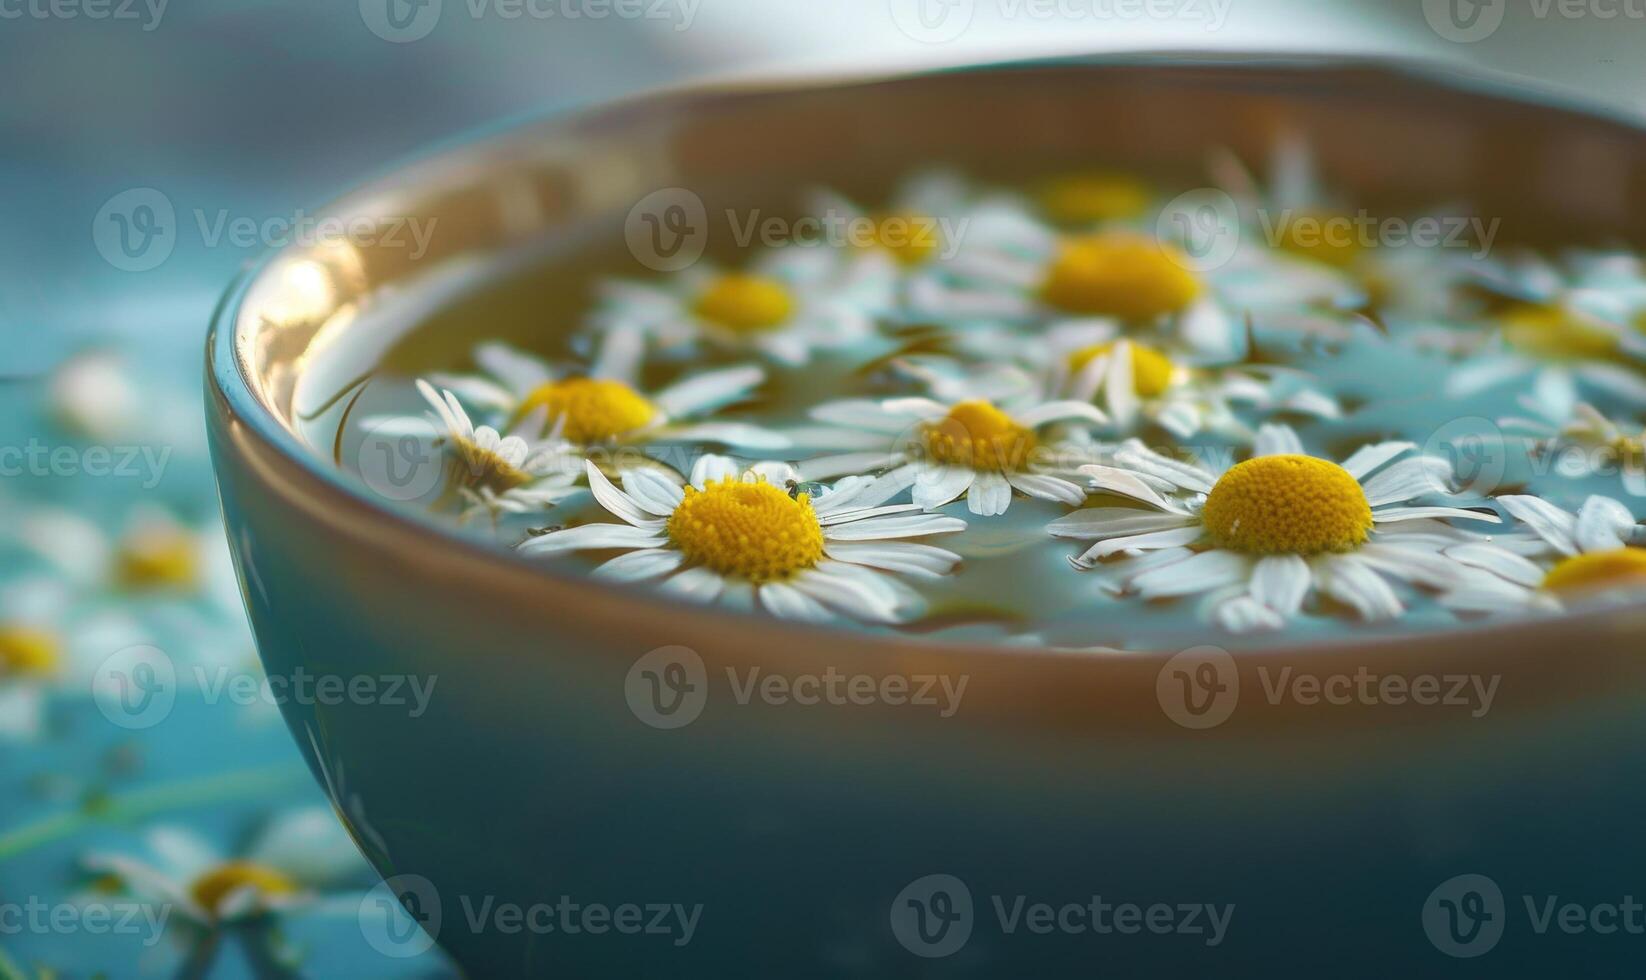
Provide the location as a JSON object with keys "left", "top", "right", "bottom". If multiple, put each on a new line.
{"left": 206, "top": 49, "right": 1646, "bottom": 665}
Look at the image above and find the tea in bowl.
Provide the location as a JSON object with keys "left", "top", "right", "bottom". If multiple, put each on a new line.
{"left": 207, "top": 55, "right": 1646, "bottom": 976}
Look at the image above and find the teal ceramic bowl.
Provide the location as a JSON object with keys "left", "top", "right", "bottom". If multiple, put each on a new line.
{"left": 207, "top": 55, "right": 1646, "bottom": 977}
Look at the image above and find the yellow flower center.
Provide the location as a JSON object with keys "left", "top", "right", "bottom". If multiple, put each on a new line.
{"left": 867, "top": 212, "right": 942, "bottom": 266}
{"left": 188, "top": 861, "right": 298, "bottom": 919}
{"left": 1038, "top": 172, "right": 1151, "bottom": 224}
{"left": 1067, "top": 341, "right": 1177, "bottom": 398}
{"left": 0, "top": 626, "right": 59, "bottom": 678}
{"left": 1203, "top": 455, "right": 1373, "bottom": 556}
{"left": 452, "top": 437, "right": 532, "bottom": 492}
{"left": 693, "top": 274, "right": 795, "bottom": 334}
{"left": 1039, "top": 233, "right": 1201, "bottom": 320}
{"left": 1277, "top": 208, "right": 1366, "bottom": 268}
{"left": 115, "top": 528, "right": 199, "bottom": 591}
{"left": 920, "top": 400, "right": 1039, "bottom": 471}
{"left": 1542, "top": 547, "right": 1646, "bottom": 596}
{"left": 1501, "top": 304, "right": 1618, "bottom": 362}
{"left": 666, "top": 478, "right": 825, "bottom": 583}
{"left": 514, "top": 378, "right": 657, "bottom": 444}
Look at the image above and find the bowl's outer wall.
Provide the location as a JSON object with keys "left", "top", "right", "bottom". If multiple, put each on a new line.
{"left": 207, "top": 58, "right": 1646, "bottom": 976}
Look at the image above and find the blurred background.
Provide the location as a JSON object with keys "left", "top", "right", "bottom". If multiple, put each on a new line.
{"left": 0, "top": 2, "right": 1639, "bottom": 975}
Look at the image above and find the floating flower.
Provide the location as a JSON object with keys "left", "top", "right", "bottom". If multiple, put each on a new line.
{"left": 403, "top": 379, "right": 583, "bottom": 520}
{"left": 1444, "top": 249, "right": 1646, "bottom": 417}
{"left": 798, "top": 385, "right": 1108, "bottom": 516}
{"left": 1500, "top": 398, "right": 1646, "bottom": 493}
{"left": 928, "top": 320, "right": 1340, "bottom": 438}
{"left": 519, "top": 456, "right": 965, "bottom": 623}
{"left": 1443, "top": 493, "right": 1646, "bottom": 612}
{"left": 425, "top": 337, "right": 786, "bottom": 454}
{"left": 0, "top": 577, "right": 137, "bottom": 741}
{"left": 589, "top": 245, "right": 889, "bottom": 366}
{"left": 1050, "top": 424, "right": 1504, "bottom": 630}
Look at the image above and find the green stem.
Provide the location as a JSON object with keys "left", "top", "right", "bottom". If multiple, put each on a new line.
{"left": 0, "top": 764, "right": 309, "bottom": 864}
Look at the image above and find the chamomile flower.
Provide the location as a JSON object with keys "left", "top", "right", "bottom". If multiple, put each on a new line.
{"left": 406, "top": 378, "right": 582, "bottom": 519}
{"left": 0, "top": 577, "right": 139, "bottom": 741}
{"left": 588, "top": 245, "right": 888, "bottom": 366}
{"left": 425, "top": 336, "right": 786, "bottom": 453}
{"left": 519, "top": 456, "right": 965, "bottom": 624}
{"left": 82, "top": 808, "right": 368, "bottom": 933}
{"left": 1500, "top": 398, "right": 1646, "bottom": 493}
{"left": 1446, "top": 250, "right": 1646, "bottom": 417}
{"left": 797, "top": 386, "right": 1109, "bottom": 516}
{"left": 931, "top": 320, "right": 1340, "bottom": 438}
{"left": 1442, "top": 493, "right": 1646, "bottom": 612}
{"left": 1051, "top": 424, "right": 1504, "bottom": 631}
{"left": 802, "top": 169, "right": 990, "bottom": 271}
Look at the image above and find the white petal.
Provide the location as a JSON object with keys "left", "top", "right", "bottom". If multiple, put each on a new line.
{"left": 424, "top": 374, "right": 516, "bottom": 412}
{"left": 1249, "top": 554, "right": 1311, "bottom": 615}
{"left": 621, "top": 467, "right": 686, "bottom": 515}
{"left": 1014, "top": 399, "right": 1109, "bottom": 428}
{"left": 651, "top": 365, "right": 765, "bottom": 418}
{"left": 911, "top": 464, "right": 975, "bottom": 510}
{"left": 593, "top": 548, "right": 687, "bottom": 582}
{"left": 1497, "top": 495, "right": 1579, "bottom": 554}
{"left": 1075, "top": 525, "right": 1206, "bottom": 564}
{"left": 517, "top": 524, "right": 667, "bottom": 555}
{"left": 1360, "top": 457, "right": 1453, "bottom": 507}
{"left": 1129, "top": 550, "right": 1249, "bottom": 597}
{"left": 823, "top": 541, "right": 960, "bottom": 577}
{"left": 795, "top": 451, "right": 902, "bottom": 481}
{"left": 1574, "top": 494, "right": 1637, "bottom": 552}
{"left": 590, "top": 325, "right": 646, "bottom": 384}
{"left": 1212, "top": 595, "right": 1286, "bottom": 632}
{"left": 585, "top": 460, "right": 664, "bottom": 527}
{"left": 1314, "top": 555, "right": 1403, "bottom": 620}
{"left": 1253, "top": 423, "right": 1303, "bottom": 457}
{"left": 810, "top": 397, "right": 944, "bottom": 433}
{"left": 1006, "top": 471, "right": 1087, "bottom": 506}
{"left": 665, "top": 422, "right": 791, "bottom": 450}
{"left": 246, "top": 808, "right": 359, "bottom": 886}
{"left": 824, "top": 512, "right": 967, "bottom": 540}
{"left": 1078, "top": 465, "right": 1185, "bottom": 513}
{"left": 1046, "top": 507, "right": 1198, "bottom": 539}
{"left": 756, "top": 581, "right": 835, "bottom": 622}
{"left": 1339, "top": 441, "right": 1416, "bottom": 480}
{"left": 474, "top": 342, "right": 554, "bottom": 396}
{"left": 658, "top": 567, "right": 726, "bottom": 603}
{"left": 689, "top": 454, "right": 742, "bottom": 488}
{"left": 1373, "top": 505, "right": 1500, "bottom": 525}
{"left": 966, "top": 470, "right": 1013, "bottom": 516}
{"left": 1445, "top": 542, "right": 1546, "bottom": 587}
{"left": 1445, "top": 354, "right": 1528, "bottom": 397}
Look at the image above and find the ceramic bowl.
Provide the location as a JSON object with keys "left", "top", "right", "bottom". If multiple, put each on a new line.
{"left": 206, "top": 54, "right": 1646, "bottom": 977}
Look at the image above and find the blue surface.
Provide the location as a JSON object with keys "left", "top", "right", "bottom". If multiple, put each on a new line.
{"left": 0, "top": 4, "right": 699, "bottom": 975}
